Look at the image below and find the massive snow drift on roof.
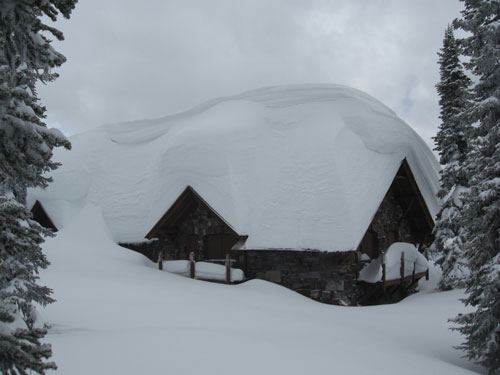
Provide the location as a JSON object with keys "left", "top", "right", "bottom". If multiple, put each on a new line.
{"left": 29, "top": 84, "right": 440, "bottom": 251}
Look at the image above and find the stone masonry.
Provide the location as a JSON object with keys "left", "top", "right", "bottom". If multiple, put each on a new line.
{"left": 233, "top": 249, "right": 364, "bottom": 305}
{"left": 363, "top": 190, "right": 415, "bottom": 259}
{"left": 120, "top": 202, "right": 230, "bottom": 262}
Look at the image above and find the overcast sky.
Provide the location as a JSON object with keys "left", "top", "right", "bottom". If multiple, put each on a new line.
{"left": 38, "top": 0, "right": 463, "bottom": 150}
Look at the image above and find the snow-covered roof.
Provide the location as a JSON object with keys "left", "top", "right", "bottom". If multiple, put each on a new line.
{"left": 28, "top": 84, "right": 440, "bottom": 251}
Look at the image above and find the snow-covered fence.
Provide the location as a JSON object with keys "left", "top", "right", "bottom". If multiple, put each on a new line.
{"left": 189, "top": 251, "right": 196, "bottom": 279}
{"left": 381, "top": 251, "right": 386, "bottom": 289}
{"left": 157, "top": 253, "right": 245, "bottom": 283}
{"left": 157, "top": 251, "right": 164, "bottom": 271}
{"left": 380, "top": 245, "right": 429, "bottom": 289}
{"left": 400, "top": 252, "right": 404, "bottom": 286}
{"left": 188, "top": 252, "right": 237, "bottom": 284}
{"left": 360, "top": 242, "right": 430, "bottom": 289}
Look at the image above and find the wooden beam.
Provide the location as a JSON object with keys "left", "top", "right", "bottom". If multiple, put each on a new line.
{"left": 382, "top": 251, "right": 386, "bottom": 291}
{"left": 189, "top": 252, "right": 195, "bottom": 279}
{"left": 400, "top": 252, "right": 405, "bottom": 286}
{"left": 382, "top": 271, "right": 428, "bottom": 287}
{"left": 225, "top": 254, "right": 231, "bottom": 284}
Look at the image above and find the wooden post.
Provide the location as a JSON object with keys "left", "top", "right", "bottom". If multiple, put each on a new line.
{"left": 158, "top": 251, "right": 163, "bottom": 271}
{"left": 381, "top": 251, "right": 386, "bottom": 291}
{"left": 426, "top": 267, "right": 429, "bottom": 281}
{"left": 189, "top": 252, "right": 195, "bottom": 279}
{"left": 225, "top": 253, "right": 231, "bottom": 284}
{"left": 400, "top": 252, "right": 405, "bottom": 286}
{"left": 412, "top": 261, "right": 416, "bottom": 284}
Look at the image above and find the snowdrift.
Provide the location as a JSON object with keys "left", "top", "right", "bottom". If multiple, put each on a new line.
{"left": 29, "top": 84, "right": 440, "bottom": 251}
{"left": 37, "top": 205, "right": 480, "bottom": 375}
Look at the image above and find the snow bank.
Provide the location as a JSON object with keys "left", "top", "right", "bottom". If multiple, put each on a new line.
{"left": 38, "top": 204, "right": 480, "bottom": 375}
{"left": 162, "top": 260, "right": 245, "bottom": 282}
{"left": 30, "top": 84, "right": 440, "bottom": 251}
{"left": 359, "top": 242, "right": 429, "bottom": 283}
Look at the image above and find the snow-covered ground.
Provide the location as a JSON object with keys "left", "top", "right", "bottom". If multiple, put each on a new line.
{"left": 38, "top": 206, "right": 484, "bottom": 375}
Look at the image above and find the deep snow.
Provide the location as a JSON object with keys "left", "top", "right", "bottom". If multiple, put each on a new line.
{"left": 29, "top": 84, "right": 440, "bottom": 252}
{"left": 37, "top": 206, "right": 483, "bottom": 375}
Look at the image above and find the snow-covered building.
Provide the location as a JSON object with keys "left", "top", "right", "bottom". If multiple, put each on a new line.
{"left": 31, "top": 200, "right": 58, "bottom": 232}
{"left": 29, "top": 84, "right": 440, "bottom": 305}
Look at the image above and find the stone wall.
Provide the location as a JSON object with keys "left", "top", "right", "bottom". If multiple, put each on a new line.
{"left": 120, "top": 202, "right": 232, "bottom": 262}
{"left": 363, "top": 190, "right": 414, "bottom": 258}
{"left": 120, "top": 188, "right": 420, "bottom": 306}
{"left": 233, "top": 250, "right": 364, "bottom": 305}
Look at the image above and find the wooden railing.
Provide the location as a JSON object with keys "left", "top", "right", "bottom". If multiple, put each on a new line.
{"left": 157, "top": 251, "right": 236, "bottom": 283}
{"left": 189, "top": 252, "right": 235, "bottom": 283}
{"left": 381, "top": 250, "right": 429, "bottom": 291}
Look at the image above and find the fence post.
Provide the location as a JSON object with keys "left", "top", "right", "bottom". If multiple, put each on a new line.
{"left": 412, "top": 261, "right": 416, "bottom": 283}
{"left": 426, "top": 267, "right": 429, "bottom": 281}
{"left": 189, "top": 252, "right": 195, "bottom": 279}
{"left": 400, "top": 252, "right": 405, "bottom": 286}
{"left": 382, "top": 250, "right": 386, "bottom": 291}
{"left": 225, "top": 253, "right": 231, "bottom": 284}
{"left": 158, "top": 251, "right": 163, "bottom": 271}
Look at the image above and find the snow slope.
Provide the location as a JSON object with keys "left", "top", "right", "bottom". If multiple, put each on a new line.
{"left": 29, "top": 84, "right": 440, "bottom": 251}
{"left": 38, "top": 206, "right": 482, "bottom": 375}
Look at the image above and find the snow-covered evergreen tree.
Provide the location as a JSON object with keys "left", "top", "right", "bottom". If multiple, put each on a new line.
{"left": 450, "top": 1, "right": 500, "bottom": 374}
{"left": 0, "top": 196, "right": 56, "bottom": 375}
{"left": 432, "top": 25, "right": 471, "bottom": 290}
{"left": 0, "top": 1, "right": 77, "bottom": 374}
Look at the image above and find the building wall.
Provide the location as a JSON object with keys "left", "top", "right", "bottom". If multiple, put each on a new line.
{"left": 121, "top": 203, "right": 235, "bottom": 262}
{"left": 229, "top": 189, "right": 421, "bottom": 306}
{"left": 359, "top": 190, "right": 415, "bottom": 259}
{"left": 232, "top": 250, "right": 364, "bottom": 305}
{"left": 174, "top": 203, "right": 225, "bottom": 260}
{"left": 121, "top": 182, "right": 427, "bottom": 306}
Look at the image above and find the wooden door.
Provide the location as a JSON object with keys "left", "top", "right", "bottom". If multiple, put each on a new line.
{"left": 204, "top": 234, "right": 237, "bottom": 260}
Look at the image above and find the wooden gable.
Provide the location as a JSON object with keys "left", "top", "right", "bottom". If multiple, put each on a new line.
{"left": 145, "top": 186, "right": 247, "bottom": 261}
{"left": 391, "top": 159, "right": 434, "bottom": 238}
{"left": 146, "top": 186, "right": 239, "bottom": 239}
{"left": 31, "top": 200, "right": 57, "bottom": 232}
{"left": 358, "top": 159, "right": 434, "bottom": 258}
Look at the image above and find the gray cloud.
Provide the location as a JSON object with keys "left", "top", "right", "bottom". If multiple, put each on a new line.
{"left": 38, "top": 0, "right": 462, "bottom": 150}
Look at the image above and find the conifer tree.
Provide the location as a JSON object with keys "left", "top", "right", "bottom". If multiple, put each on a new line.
{"left": 432, "top": 25, "right": 471, "bottom": 290}
{"left": 0, "top": 1, "right": 77, "bottom": 374}
{"left": 450, "top": 1, "right": 500, "bottom": 374}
